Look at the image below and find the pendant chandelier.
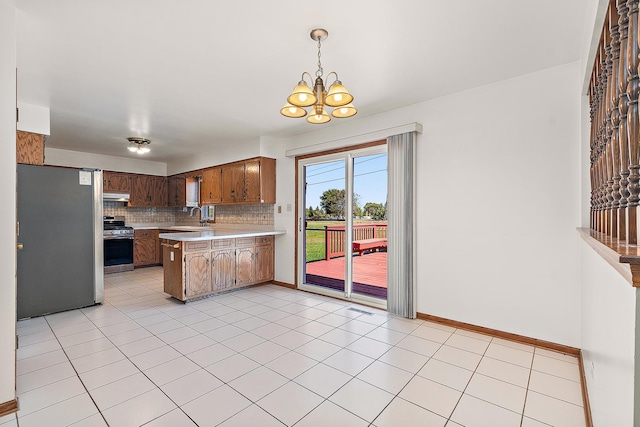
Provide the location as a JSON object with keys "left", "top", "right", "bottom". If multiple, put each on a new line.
{"left": 126, "top": 137, "right": 151, "bottom": 154}
{"left": 281, "top": 28, "right": 357, "bottom": 124}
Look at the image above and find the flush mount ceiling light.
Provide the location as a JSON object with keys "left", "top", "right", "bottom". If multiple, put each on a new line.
{"left": 126, "top": 137, "right": 151, "bottom": 154}
{"left": 281, "top": 28, "right": 357, "bottom": 124}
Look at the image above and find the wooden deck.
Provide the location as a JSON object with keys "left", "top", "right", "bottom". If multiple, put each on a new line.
{"left": 304, "top": 252, "right": 387, "bottom": 299}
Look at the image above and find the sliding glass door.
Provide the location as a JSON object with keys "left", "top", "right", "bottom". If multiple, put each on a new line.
{"left": 298, "top": 145, "right": 388, "bottom": 307}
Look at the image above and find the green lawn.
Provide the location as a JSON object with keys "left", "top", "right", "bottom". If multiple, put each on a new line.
{"left": 305, "top": 221, "right": 342, "bottom": 263}
{"left": 304, "top": 220, "right": 384, "bottom": 263}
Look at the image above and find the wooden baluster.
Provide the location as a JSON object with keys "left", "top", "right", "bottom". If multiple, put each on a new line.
{"left": 591, "top": 72, "right": 599, "bottom": 230}
{"left": 598, "top": 44, "right": 607, "bottom": 232}
{"left": 619, "top": 0, "right": 631, "bottom": 240}
{"left": 611, "top": 4, "right": 622, "bottom": 238}
{"left": 604, "top": 18, "right": 615, "bottom": 236}
{"left": 627, "top": 0, "right": 640, "bottom": 243}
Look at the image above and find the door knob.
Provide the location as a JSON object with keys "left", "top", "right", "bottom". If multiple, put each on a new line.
{"left": 17, "top": 243, "right": 23, "bottom": 250}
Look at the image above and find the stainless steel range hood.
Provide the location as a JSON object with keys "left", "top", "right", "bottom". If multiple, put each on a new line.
{"left": 103, "top": 192, "right": 130, "bottom": 202}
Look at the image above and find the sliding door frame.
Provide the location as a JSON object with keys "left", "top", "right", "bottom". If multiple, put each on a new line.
{"left": 295, "top": 140, "right": 387, "bottom": 308}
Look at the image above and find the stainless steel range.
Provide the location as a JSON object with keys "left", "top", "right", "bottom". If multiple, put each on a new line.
{"left": 103, "top": 216, "right": 134, "bottom": 273}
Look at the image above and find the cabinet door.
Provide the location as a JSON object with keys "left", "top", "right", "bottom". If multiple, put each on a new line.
{"left": 211, "top": 249, "right": 236, "bottom": 291}
{"left": 168, "top": 175, "right": 186, "bottom": 207}
{"left": 131, "top": 175, "right": 152, "bottom": 206}
{"left": 244, "top": 160, "right": 261, "bottom": 202}
{"left": 185, "top": 252, "right": 212, "bottom": 298}
{"left": 254, "top": 239, "right": 274, "bottom": 283}
{"left": 201, "top": 168, "right": 222, "bottom": 205}
{"left": 134, "top": 237, "right": 156, "bottom": 266}
{"left": 152, "top": 176, "right": 168, "bottom": 207}
{"left": 16, "top": 131, "right": 45, "bottom": 165}
{"left": 221, "top": 164, "right": 245, "bottom": 203}
{"left": 235, "top": 247, "right": 254, "bottom": 286}
{"left": 104, "top": 172, "right": 132, "bottom": 193}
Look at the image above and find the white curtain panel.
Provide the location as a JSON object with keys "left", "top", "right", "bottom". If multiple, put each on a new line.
{"left": 386, "top": 132, "right": 417, "bottom": 318}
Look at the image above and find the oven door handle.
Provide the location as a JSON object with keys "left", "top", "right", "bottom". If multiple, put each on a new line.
{"left": 103, "top": 236, "right": 134, "bottom": 240}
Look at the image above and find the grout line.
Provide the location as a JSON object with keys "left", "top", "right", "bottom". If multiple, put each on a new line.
{"left": 15, "top": 267, "right": 588, "bottom": 426}
{"left": 42, "top": 315, "right": 110, "bottom": 427}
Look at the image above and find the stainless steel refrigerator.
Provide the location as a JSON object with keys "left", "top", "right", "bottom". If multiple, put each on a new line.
{"left": 17, "top": 164, "right": 104, "bottom": 319}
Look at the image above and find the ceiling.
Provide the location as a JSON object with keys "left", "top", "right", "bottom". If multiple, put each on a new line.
{"left": 16, "top": 0, "right": 589, "bottom": 163}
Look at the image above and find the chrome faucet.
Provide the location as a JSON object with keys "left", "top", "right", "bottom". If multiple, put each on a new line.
{"left": 189, "top": 206, "right": 208, "bottom": 226}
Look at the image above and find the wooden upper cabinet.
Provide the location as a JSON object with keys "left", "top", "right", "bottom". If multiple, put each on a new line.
{"left": 218, "top": 157, "right": 275, "bottom": 205}
{"left": 130, "top": 175, "right": 152, "bottom": 206}
{"left": 244, "top": 160, "right": 261, "bottom": 203}
{"left": 201, "top": 167, "right": 222, "bottom": 205}
{"left": 152, "top": 176, "right": 168, "bottom": 207}
{"left": 16, "top": 131, "right": 45, "bottom": 165}
{"left": 103, "top": 171, "right": 131, "bottom": 193}
{"left": 130, "top": 175, "right": 167, "bottom": 207}
{"left": 221, "top": 163, "right": 245, "bottom": 203}
{"left": 168, "top": 175, "right": 186, "bottom": 207}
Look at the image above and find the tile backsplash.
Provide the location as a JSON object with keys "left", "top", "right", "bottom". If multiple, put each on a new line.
{"left": 103, "top": 202, "right": 274, "bottom": 226}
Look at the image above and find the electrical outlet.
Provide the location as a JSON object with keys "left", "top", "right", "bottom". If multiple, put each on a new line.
{"left": 286, "top": 204, "right": 292, "bottom": 212}
{"left": 277, "top": 205, "right": 282, "bottom": 213}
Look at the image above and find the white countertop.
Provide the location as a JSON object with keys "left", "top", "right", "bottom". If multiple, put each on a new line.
{"left": 158, "top": 225, "right": 285, "bottom": 241}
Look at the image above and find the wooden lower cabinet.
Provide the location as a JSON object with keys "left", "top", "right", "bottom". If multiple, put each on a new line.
{"left": 254, "top": 238, "right": 274, "bottom": 283}
{"left": 185, "top": 252, "right": 212, "bottom": 298}
{"left": 163, "top": 235, "right": 275, "bottom": 301}
{"left": 134, "top": 229, "right": 159, "bottom": 266}
{"left": 211, "top": 249, "right": 236, "bottom": 291}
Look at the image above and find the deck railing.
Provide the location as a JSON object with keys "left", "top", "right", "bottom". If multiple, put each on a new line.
{"left": 324, "top": 223, "right": 387, "bottom": 260}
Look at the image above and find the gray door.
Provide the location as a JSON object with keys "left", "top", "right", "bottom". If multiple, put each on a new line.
{"left": 17, "top": 164, "right": 97, "bottom": 319}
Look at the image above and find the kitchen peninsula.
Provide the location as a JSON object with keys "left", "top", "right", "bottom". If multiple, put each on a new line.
{"left": 160, "top": 226, "right": 285, "bottom": 301}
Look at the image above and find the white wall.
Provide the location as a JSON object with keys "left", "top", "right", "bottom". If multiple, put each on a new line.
{"left": 579, "top": 241, "right": 635, "bottom": 426}
{"left": 167, "top": 138, "right": 261, "bottom": 175}
{"left": 261, "top": 136, "right": 296, "bottom": 283}
{"left": 0, "top": 0, "right": 17, "bottom": 406}
{"left": 273, "top": 61, "right": 583, "bottom": 346}
{"left": 45, "top": 147, "right": 167, "bottom": 176}
{"left": 416, "top": 63, "right": 582, "bottom": 346}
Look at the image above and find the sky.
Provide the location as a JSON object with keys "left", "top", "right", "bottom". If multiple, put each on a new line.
{"left": 304, "top": 153, "right": 387, "bottom": 211}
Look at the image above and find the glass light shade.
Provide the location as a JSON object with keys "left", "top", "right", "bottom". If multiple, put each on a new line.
{"left": 127, "top": 143, "right": 138, "bottom": 152}
{"left": 280, "top": 102, "right": 307, "bottom": 118}
{"left": 287, "top": 82, "right": 316, "bottom": 107}
{"left": 324, "top": 82, "right": 353, "bottom": 107}
{"left": 331, "top": 103, "right": 357, "bottom": 118}
{"left": 137, "top": 146, "right": 150, "bottom": 154}
{"left": 306, "top": 106, "right": 331, "bottom": 124}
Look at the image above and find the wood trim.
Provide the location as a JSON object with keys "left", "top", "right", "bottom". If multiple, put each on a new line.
{"left": 578, "top": 351, "right": 594, "bottom": 427}
{"left": 416, "top": 312, "right": 592, "bottom": 425}
{"left": 0, "top": 399, "right": 18, "bottom": 417}
{"left": 577, "top": 227, "right": 640, "bottom": 286}
{"left": 416, "top": 312, "right": 580, "bottom": 355}
{"left": 271, "top": 280, "right": 296, "bottom": 289}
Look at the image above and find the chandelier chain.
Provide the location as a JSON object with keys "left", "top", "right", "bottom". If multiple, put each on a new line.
{"left": 316, "top": 38, "right": 323, "bottom": 78}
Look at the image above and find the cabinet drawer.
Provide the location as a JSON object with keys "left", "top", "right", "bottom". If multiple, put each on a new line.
{"left": 184, "top": 241, "right": 211, "bottom": 251}
{"left": 235, "top": 237, "right": 255, "bottom": 247}
{"left": 134, "top": 229, "right": 157, "bottom": 239}
{"left": 212, "top": 239, "right": 233, "bottom": 248}
{"left": 255, "top": 236, "right": 273, "bottom": 245}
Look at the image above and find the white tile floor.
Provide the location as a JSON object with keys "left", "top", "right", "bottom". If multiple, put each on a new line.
{"left": 1, "top": 267, "right": 587, "bottom": 427}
